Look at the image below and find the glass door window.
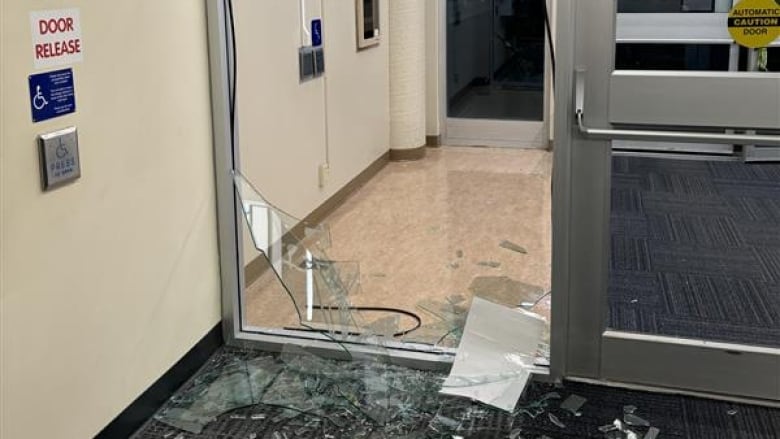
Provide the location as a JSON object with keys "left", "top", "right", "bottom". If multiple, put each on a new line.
{"left": 444, "top": 0, "right": 550, "bottom": 148}
{"left": 613, "top": 0, "right": 740, "bottom": 155}
{"left": 447, "top": 0, "right": 545, "bottom": 121}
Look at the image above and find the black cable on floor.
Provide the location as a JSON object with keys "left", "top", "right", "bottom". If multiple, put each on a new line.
{"left": 285, "top": 306, "right": 423, "bottom": 338}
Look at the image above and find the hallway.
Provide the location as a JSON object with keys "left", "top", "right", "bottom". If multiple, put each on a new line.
{"left": 244, "top": 146, "right": 553, "bottom": 347}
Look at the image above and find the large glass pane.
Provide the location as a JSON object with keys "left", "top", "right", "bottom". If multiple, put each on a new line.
{"left": 608, "top": 2, "right": 780, "bottom": 348}
{"left": 618, "top": 0, "right": 732, "bottom": 13}
{"left": 616, "top": 44, "right": 731, "bottom": 71}
{"left": 447, "top": 0, "right": 545, "bottom": 121}
{"left": 238, "top": 147, "right": 553, "bottom": 355}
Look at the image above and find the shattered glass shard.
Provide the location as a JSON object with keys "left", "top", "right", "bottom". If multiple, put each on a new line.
{"left": 598, "top": 423, "right": 618, "bottom": 433}
{"left": 560, "top": 394, "right": 587, "bottom": 415}
{"left": 508, "top": 428, "right": 524, "bottom": 439}
{"left": 500, "top": 240, "right": 528, "bottom": 254}
{"left": 624, "top": 413, "right": 650, "bottom": 427}
{"left": 477, "top": 261, "right": 502, "bottom": 268}
{"left": 548, "top": 412, "right": 566, "bottom": 429}
{"left": 644, "top": 427, "right": 661, "bottom": 439}
{"left": 154, "top": 355, "right": 282, "bottom": 433}
{"left": 469, "top": 276, "right": 546, "bottom": 308}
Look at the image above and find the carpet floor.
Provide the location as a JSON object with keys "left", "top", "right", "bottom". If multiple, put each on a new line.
{"left": 609, "top": 156, "right": 780, "bottom": 346}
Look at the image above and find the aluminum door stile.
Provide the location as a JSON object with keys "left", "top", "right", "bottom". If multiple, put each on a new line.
{"left": 552, "top": 0, "right": 780, "bottom": 402}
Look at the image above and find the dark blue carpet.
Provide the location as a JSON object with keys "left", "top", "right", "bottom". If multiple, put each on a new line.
{"left": 609, "top": 157, "right": 780, "bottom": 347}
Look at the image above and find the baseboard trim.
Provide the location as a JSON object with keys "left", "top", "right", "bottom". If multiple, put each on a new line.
{"left": 244, "top": 151, "right": 390, "bottom": 287}
{"left": 426, "top": 135, "right": 441, "bottom": 147}
{"left": 95, "top": 323, "right": 223, "bottom": 439}
{"left": 389, "top": 145, "right": 427, "bottom": 162}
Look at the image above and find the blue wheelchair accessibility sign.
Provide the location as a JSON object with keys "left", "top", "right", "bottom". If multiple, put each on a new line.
{"left": 29, "top": 68, "right": 76, "bottom": 123}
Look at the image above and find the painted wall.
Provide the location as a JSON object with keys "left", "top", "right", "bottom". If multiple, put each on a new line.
{"left": 234, "top": 0, "right": 390, "bottom": 222}
{"left": 0, "top": 1, "right": 221, "bottom": 438}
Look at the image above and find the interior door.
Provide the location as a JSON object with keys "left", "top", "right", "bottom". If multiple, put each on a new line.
{"left": 443, "top": 0, "right": 550, "bottom": 148}
{"left": 552, "top": 0, "right": 780, "bottom": 401}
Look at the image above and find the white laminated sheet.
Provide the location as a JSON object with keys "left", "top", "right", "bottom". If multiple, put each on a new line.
{"left": 440, "top": 297, "right": 546, "bottom": 412}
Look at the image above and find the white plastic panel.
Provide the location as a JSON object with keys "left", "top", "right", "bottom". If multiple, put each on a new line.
{"left": 609, "top": 71, "right": 780, "bottom": 129}
{"left": 617, "top": 12, "right": 780, "bottom": 46}
{"left": 617, "top": 13, "right": 731, "bottom": 43}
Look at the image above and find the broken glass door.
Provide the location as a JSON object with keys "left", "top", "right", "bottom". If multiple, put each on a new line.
{"left": 235, "top": 169, "right": 552, "bottom": 362}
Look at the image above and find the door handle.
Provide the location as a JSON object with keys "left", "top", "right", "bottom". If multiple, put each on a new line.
{"left": 575, "top": 70, "right": 780, "bottom": 146}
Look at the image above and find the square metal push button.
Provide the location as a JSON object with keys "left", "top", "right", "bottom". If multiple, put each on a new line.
{"left": 39, "top": 126, "right": 80, "bottom": 190}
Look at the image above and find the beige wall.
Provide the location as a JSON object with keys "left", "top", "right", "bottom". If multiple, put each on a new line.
{"left": 0, "top": 1, "right": 221, "bottom": 438}
{"left": 234, "top": 0, "right": 390, "bottom": 222}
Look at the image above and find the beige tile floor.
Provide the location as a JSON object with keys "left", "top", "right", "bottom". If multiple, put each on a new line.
{"left": 244, "top": 146, "right": 552, "bottom": 344}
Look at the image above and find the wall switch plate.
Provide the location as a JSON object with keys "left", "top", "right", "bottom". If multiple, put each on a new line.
{"left": 313, "top": 47, "right": 325, "bottom": 76}
{"left": 39, "top": 126, "right": 80, "bottom": 191}
{"left": 299, "top": 47, "right": 315, "bottom": 82}
{"left": 318, "top": 163, "right": 330, "bottom": 188}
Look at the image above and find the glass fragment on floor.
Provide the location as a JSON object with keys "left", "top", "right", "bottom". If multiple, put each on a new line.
{"left": 560, "top": 394, "right": 587, "bottom": 415}
{"left": 500, "top": 240, "right": 529, "bottom": 254}
{"left": 154, "top": 354, "right": 282, "bottom": 433}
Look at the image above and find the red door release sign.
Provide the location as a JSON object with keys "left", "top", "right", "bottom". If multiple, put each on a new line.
{"left": 30, "top": 8, "right": 83, "bottom": 69}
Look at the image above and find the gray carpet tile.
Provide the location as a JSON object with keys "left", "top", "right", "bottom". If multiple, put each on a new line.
{"left": 609, "top": 156, "right": 780, "bottom": 347}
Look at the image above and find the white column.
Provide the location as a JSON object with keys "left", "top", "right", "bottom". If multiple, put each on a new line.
{"left": 389, "top": 0, "right": 427, "bottom": 160}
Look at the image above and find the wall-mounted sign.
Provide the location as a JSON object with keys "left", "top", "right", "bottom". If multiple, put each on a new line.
{"left": 30, "top": 8, "right": 83, "bottom": 69}
{"left": 29, "top": 68, "right": 76, "bottom": 123}
{"left": 312, "top": 19, "right": 323, "bottom": 47}
{"left": 728, "top": 0, "right": 780, "bottom": 49}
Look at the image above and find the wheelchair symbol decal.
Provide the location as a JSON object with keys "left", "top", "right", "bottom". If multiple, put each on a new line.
{"left": 32, "top": 86, "right": 48, "bottom": 110}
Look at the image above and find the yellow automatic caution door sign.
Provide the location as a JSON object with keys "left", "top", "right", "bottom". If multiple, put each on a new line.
{"left": 729, "top": 0, "right": 780, "bottom": 48}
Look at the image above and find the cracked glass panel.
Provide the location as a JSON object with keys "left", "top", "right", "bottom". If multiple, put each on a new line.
{"left": 235, "top": 172, "right": 376, "bottom": 340}
{"left": 235, "top": 163, "right": 551, "bottom": 360}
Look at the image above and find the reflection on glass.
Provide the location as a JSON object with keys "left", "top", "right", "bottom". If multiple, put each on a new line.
{"left": 447, "top": 0, "right": 545, "bottom": 121}
{"left": 618, "top": 0, "right": 733, "bottom": 13}
{"left": 762, "top": 47, "right": 778, "bottom": 72}
{"left": 235, "top": 172, "right": 369, "bottom": 338}
{"left": 616, "top": 44, "right": 731, "bottom": 70}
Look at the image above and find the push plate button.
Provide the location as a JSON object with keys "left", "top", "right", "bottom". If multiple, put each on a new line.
{"left": 39, "top": 126, "right": 80, "bottom": 190}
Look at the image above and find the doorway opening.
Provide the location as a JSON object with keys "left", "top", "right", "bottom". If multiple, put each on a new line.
{"left": 443, "top": 0, "right": 552, "bottom": 148}
{"left": 239, "top": 146, "right": 553, "bottom": 361}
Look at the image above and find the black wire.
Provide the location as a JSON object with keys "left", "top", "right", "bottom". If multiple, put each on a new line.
{"left": 543, "top": 0, "right": 556, "bottom": 90}
{"left": 225, "top": 0, "right": 423, "bottom": 343}
{"left": 286, "top": 306, "right": 423, "bottom": 338}
{"left": 226, "top": 0, "right": 237, "bottom": 147}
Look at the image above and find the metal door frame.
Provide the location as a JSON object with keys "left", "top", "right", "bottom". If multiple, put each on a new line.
{"left": 206, "top": 0, "right": 554, "bottom": 374}
{"left": 550, "top": 0, "right": 780, "bottom": 402}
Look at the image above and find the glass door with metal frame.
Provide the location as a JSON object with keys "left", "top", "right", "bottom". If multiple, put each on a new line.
{"left": 444, "top": 0, "right": 550, "bottom": 148}
{"left": 552, "top": 0, "right": 780, "bottom": 401}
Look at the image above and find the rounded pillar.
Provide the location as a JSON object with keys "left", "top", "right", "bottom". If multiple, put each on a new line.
{"left": 389, "top": 0, "right": 427, "bottom": 161}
